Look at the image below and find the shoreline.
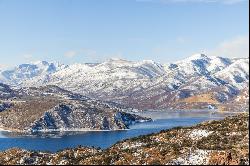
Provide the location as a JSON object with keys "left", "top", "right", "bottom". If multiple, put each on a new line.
{"left": 0, "top": 127, "right": 130, "bottom": 133}
{"left": 30, "top": 128, "right": 130, "bottom": 132}
{"left": 0, "top": 126, "right": 22, "bottom": 133}
{"left": 130, "top": 109, "right": 248, "bottom": 114}
{"left": 0, "top": 110, "right": 247, "bottom": 134}
{"left": 0, "top": 113, "right": 248, "bottom": 165}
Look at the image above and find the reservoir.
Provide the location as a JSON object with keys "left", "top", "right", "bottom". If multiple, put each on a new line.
{"left": 0, "top": 110, "right": 233, "bottom": 152}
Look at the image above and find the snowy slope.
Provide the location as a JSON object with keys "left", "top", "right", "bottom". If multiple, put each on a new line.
{"left": 214, "top": 58, "right": 249, "bottom": 89}
{"left": 0, "top": 54, "right": 248, "bottom": 109}
{"left": 0, "top": 61, "right": 67, "bottom": 86}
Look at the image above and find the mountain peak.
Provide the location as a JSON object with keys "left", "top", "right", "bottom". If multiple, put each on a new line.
{"left": 141, "top": 60, "right": 156, "bottom": 64}
{"left": 101, "top": 58, "right": 134, "bottom": 67}
{"left": 34, "top": 60, "right": 50, "bottom": 66}
{"left": 186, "top": 53, "right": 209, "bottom": 61}
{"left": 106, "top": 58, "right": 132, "bottom": 63}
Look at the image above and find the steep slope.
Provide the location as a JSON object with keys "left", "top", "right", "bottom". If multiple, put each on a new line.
{"left": 0, "top": 114, "right": 248, "bottom": 165}
{"left": 168, "top": 58, "right": 249, "bottom": 110}
{"left": 0, "top": 85, "right": 150, "bottom": 132}
{"left": 0, "top": 83, "right": 17, "bottom": 99}
{"left": 0, "top": 61, "right": 67, "bottom": 86}
{"left": 214, "top": 58, "right": 249, "bottom": 89}
{"left": 0, "top": 55, "right": 248, "bottom": 110}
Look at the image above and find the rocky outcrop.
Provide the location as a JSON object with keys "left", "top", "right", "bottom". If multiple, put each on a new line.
{"left": 0, "top": 85, "right": 150, "bottom": 132}
{"left": 0, "top": 83, "right": 17, "bottom": 99}
{"left": 30, "top": 102, "right": 149, "bottom": 131}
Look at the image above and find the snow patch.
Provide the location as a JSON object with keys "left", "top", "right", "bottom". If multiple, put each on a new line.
{"left": 189, "top": 129, "right": 213, "bottom": 140}
{"left": 171, "top": 149, "right": 212, "bottom": 165}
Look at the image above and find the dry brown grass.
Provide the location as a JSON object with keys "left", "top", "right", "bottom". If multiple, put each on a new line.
{"left": 0, "top": 97, "right": 59, "bottom": 130}
{"left": 180, "top": 93, "right": 219, "bottom": 104}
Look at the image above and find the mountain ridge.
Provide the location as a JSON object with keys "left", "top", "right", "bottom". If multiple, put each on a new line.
{"left": 0, "top": 54, "right": 248, "bottom": 110}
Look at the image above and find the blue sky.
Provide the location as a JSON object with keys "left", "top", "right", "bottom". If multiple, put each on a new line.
{"left": 0, "top": 0, "right": 249, "bottom": 67}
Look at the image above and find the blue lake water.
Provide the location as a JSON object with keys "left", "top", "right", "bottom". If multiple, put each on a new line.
{"left": 0, "top": 110, "right": 233, "bottom": 152}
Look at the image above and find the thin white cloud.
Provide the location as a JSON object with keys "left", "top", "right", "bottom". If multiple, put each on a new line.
{"left": 0, "top": 64, "right": 8, "bottom": 70}
{"left": 64, "top": 48, "right": 124, "bottom": 63}
{"left": 23, "top": 54, "right": 33, "bottom": 59}
{"left": 176, "top": 37, "right": 186, "bottom": 43}
{"left": 23, "top": 54, "right": 37, "bottom": 62}
{"left": 209, "top": 35, "right": 249, "bottom": 58}
{"left": 80, "top": 48, "right": 97, "bottom": 58}
{"left": 83, "top": 49, "right": 124, "bottom": 63}
{"left": 64, "top": 49, "right": 97, "bottom": 59}
{"left": 64, "top": 51, "right": 77, "bottom": 58}
{"left": 103, "top": 52, "right": 124, "bottom": 61}
{"left": 136, "top": 0, "right": 248, "bottom": 5}
{"left": 221, "top": 0, "right": 248, "bottom": 4}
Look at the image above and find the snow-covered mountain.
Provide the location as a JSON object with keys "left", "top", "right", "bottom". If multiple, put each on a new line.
{"left": 0, "top": 61, "right": 67, "bottom": 86}
{"left": 214, "top": 58, "right": 249, "bottom": 89}
{"left": 0, "top": 54, "right": 248, "bottom": 110}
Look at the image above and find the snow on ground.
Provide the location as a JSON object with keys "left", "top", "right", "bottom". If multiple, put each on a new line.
{"left": 171, "top": 149, "right": 212, "bottom": 165}
{"left": 121, "top": 142, "right": 145, "bottom": 150}
{"left": 189, "top": 129, "right": 213, "bottom": 140}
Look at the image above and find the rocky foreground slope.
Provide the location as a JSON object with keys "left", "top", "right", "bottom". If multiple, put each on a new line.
{"left": 0, "top": 84, "right": 150, "bottom": 132}
{"left": 0, "top": 114, "right": 248, "bottom": 165}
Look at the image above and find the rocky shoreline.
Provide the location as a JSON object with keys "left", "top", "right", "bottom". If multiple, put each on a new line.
{"left": 0, "top": 113, "right": 248, "bottom": 165}
{"left": 0, "top": 85, "right": 152, "bottom": 132}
